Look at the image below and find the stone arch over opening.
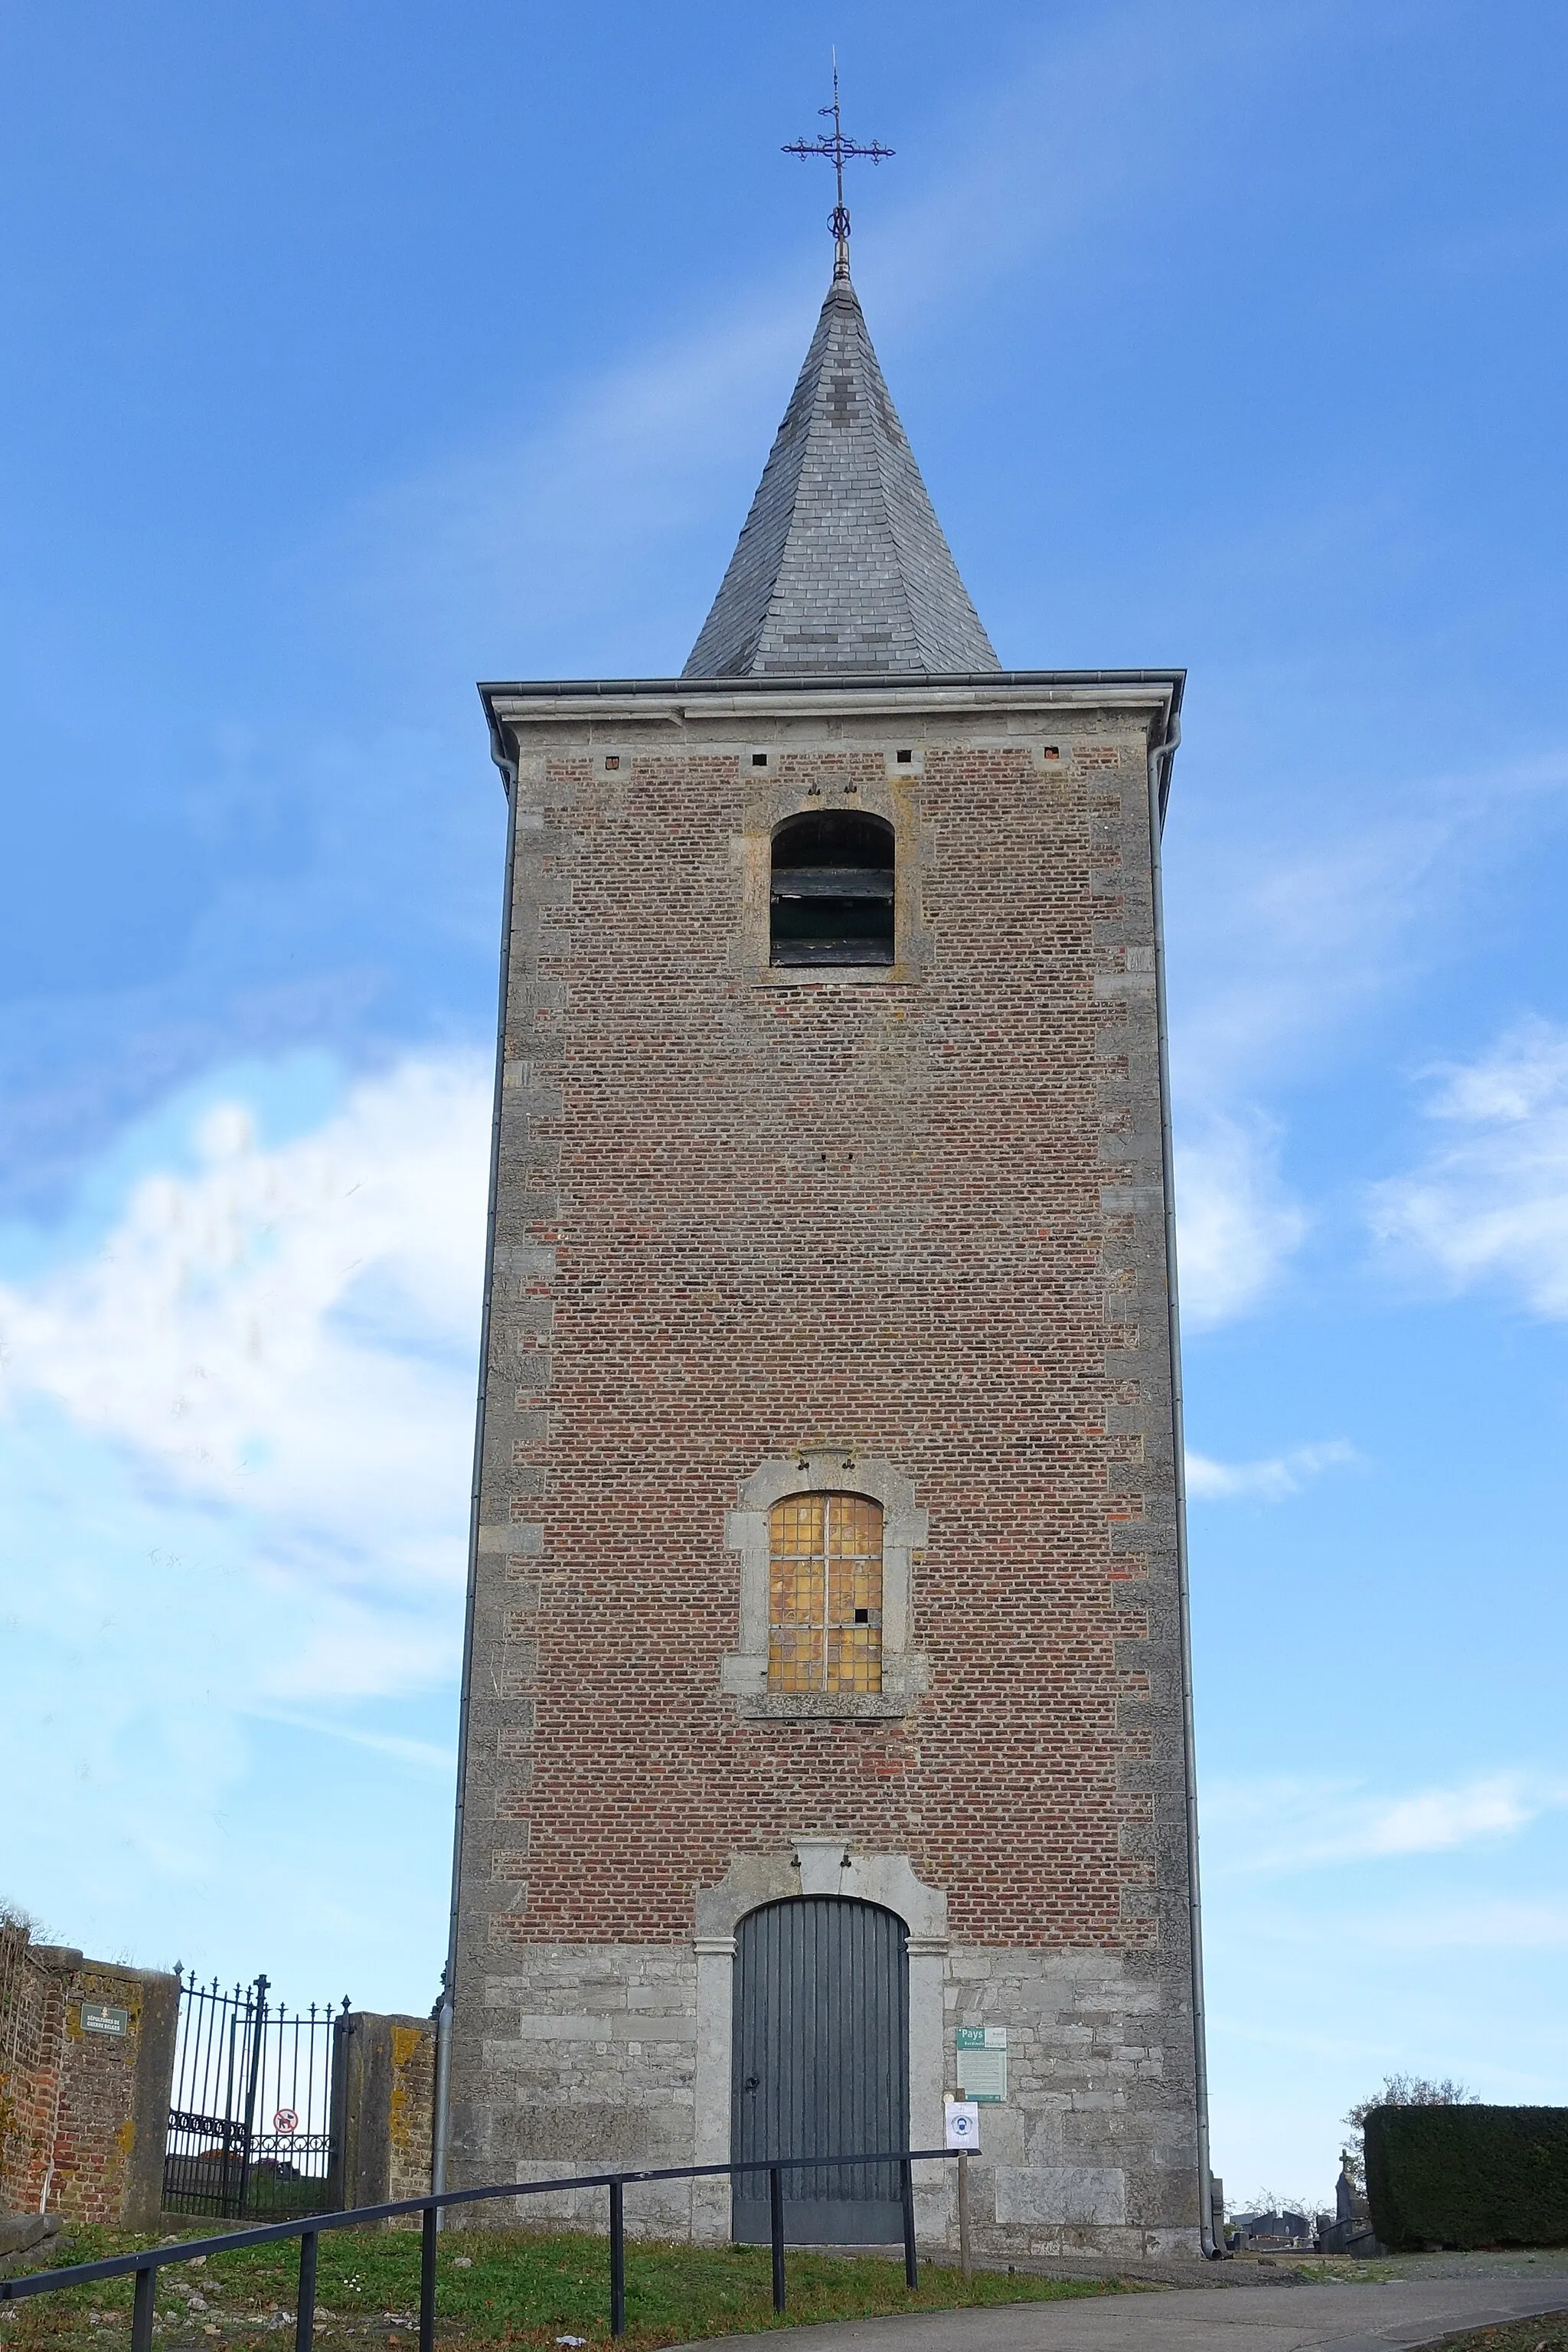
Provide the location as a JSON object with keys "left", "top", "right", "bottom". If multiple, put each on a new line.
{"left": 688, "top": 1844, "right": 949, "bottom": 2245}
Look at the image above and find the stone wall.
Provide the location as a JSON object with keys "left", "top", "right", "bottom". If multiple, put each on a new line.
{"left": 333, "top": 2013, "right": 436, "bottom": 2218}
{"left": 466, "top": 1916, "right": 1196, "bottom": 2255}
{"left": 946, "top": 1947, "right": 1195, "bottom": 2261}
{"left": 0, "top": 1918, "right": 178, "bottom": 2226}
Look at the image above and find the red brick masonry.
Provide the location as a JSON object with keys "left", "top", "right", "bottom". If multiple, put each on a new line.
{"left": 448, "top": 682, "right": 1201, "bottom": 2256}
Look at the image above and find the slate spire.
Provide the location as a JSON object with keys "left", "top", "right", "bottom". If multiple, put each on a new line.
{"left": 682, "top": 270, "right": 999, "bottom": 680}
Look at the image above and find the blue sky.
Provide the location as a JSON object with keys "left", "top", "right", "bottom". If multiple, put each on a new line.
{"left": 2, "top": 0, "right": 1566, "bottom": 2208}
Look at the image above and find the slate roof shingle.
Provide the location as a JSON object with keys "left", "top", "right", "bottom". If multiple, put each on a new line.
{"left": 682, "top": 270, "right": 999, "bottom": 680}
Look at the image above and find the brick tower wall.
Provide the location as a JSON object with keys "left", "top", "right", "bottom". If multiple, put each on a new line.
{"left": 447, "top": 679, "right": 1202, "bottom": 2259}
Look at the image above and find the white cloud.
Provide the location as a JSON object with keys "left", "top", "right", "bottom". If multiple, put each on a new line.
{"left": 1165, "top": 740, "right": 1568, "bottom": 1128}
{"left": 333, "top": 293, "right": 809, "bottom": 687}
{"left": 1204, "top": 1771, "right": 1567, "bottom": 1876}
{"left": 1174, "top": 1114, "right": 1307, "bottom": 1328}
{"left": 1185, "top": 1439, "right": 1358, "bottom": 1502}
{"left": 0, "top": 1054, "right": 492, "bottom": 1704}
{"left": 250, "top": 1711, "right": 456, "bottom": 1775}
{"left": 1361, "top": 1900, "right": 1568, "bottom": 1951}
{"left": 1370, "top": 1018, "right": 1568, "bottom": 1316}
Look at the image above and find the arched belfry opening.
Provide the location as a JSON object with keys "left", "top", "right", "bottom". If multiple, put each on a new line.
{"left": 731, "top": 1896, "right": 910, "bottom": 2244}
{"left": 770, "top": 812, "right": 893, "bottom": 966}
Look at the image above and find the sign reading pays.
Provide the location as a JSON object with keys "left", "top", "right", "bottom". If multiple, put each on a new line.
{"left": 955, "top": 2025, "right": 1007, "bottom": 2102}
{"left": 80, "top": 2004, "right": 129, "bottom": 2037}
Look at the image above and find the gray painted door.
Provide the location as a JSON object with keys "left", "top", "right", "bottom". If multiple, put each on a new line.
{"left": 731, "top": 1896, "right": 910, "bottom": 2245}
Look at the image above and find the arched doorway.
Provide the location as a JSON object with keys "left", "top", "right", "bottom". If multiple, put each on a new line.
{"left": 731, "top": 1896, "right": 910, "bottom": 2244}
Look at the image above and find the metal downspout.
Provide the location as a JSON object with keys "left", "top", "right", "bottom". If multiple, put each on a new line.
{"left": 433, "top": 730, "right": 521, "bottom": 2215}
{"left": 1145, "top": 710, "right": 1216, "bottom": 2256}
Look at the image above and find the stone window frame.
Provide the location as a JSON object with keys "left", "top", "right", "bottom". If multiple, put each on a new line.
{"left": 721, "top": 1451, "right": 929, "bottom": 1720}
{"left": 735, "top": 769, "right": 935, "bottom": 988}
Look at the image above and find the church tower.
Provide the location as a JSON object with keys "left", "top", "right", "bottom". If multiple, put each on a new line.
{"left": 441, "top": 216, "right": 1210, "bottom": 2260}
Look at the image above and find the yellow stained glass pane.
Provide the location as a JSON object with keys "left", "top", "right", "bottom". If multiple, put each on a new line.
{"left": 825, "top": 1624, "right": 880, "bottom": 1693}
{"left": 770, "top": 1496, "right": 824, "bottom": 1556}
{"left": 828, "top": 1496, "right": 880, "bottom": 1557}
{"left": 768, "top": 1491, "right": 884, "bottom": 1694}
{"left": 770, "top": 1560, "right": 822, "bottom": 1625}
{"left": 768, "top": 1625, "right": 824, "bottom": 1691}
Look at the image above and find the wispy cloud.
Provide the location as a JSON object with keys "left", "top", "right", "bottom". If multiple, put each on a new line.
{"left": 331, "top": 295, "right": 810, "bottom": 689}
{"left": 250, "top": 1712, "right": 456, "bottom": 1775}
{"left": 1186, "top": 1439, "right": 1358, "bottom": 1501}
{"left": 1370, "top": 1018, "right": 1568, "bottom": 1317}
{"left": 1361, "top": 1900, "right": 1568, "bottom": 1951}
{"left": 1204, "top": 1771, "right": 1568, "bottom": 1875}
{"left": 0, "top": 1053, "right": 491, "bottom": 1706}
{"left": 0, "top": 1054, "right": 488, "bottom": 1975}
{"left": 325, "top": 0, "right": 1337, "bottom": 697}
{"left": 1168, "top": 749, "right": 1568, "bottom": 1120}
{"left": 1174, "top": 1113, "right": 1307, "bottom": 1327}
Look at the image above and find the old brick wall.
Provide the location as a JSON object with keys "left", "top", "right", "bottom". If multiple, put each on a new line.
{"left": 1, "top": 1919, "right": 63, "bottom": 2216}
{"left": 0, "top": 1919, "right": 178, "bottom": 2226}
{"left": 449, "top": 683, "right": 1200, "bottom": 2252}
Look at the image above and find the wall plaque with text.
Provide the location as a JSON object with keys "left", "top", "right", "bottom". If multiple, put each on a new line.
{"left": 956, "top": 2024, "right": 1007, "bottom": 2102}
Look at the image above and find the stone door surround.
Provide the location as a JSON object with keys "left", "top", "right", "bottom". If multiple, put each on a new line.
{"left": 688, "top": 1841, "right": 949, "bottom": 2240}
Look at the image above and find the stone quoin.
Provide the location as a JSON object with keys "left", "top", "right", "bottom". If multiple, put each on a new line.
{"left": 439, "top": 245, "right": 1210, "bottom": 2262}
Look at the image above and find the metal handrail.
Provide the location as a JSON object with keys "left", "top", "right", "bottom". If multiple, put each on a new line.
{"left": 2, "top": 2145, "right": 964, "bottom": 2345}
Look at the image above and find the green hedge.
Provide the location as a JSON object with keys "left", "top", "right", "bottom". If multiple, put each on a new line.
{"left": 1365, "top": 2105, "right": 1568, "bottom": 2250}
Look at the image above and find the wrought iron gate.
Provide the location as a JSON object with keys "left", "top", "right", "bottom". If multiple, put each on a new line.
{"left": 163, "top": 1972, "right": 347, "bottom": 2220}
{"left": 731, "top": 1896, "right": 910, "bottom": 2245}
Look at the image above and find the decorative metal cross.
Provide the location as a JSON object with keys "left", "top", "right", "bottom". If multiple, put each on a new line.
{"left": 782, "top": 57, "right": 893, "bottom": 270}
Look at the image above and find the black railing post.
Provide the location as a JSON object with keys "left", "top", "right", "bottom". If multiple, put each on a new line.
{"left": 0, "top": 2145, "right": 968, "bottom": 2343}
{"left": 769, "top": 2166, "right": 786, "bottom": 2314}
{"left": 608, "top": 2178, "right": 626, "bottom": 2337}
{"left": 419, "top": 2203, "right": 437, "bottom": 2352}
{"left": 131, "top": 2263, "right": 155, "bottom": 2352}
{"left": 295, "top": 2230, "right": 318, "bottom": 2352}
{"left": 900, "top": 2158, "right": 917, "bottom": 2289}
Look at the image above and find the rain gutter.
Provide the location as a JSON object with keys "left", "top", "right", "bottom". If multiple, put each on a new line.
{"left": 1145, "top": 711, "right": 1215, "bottom": 2256}
{"left": 433, "top": 718, "right": 521, "bottom": 2215}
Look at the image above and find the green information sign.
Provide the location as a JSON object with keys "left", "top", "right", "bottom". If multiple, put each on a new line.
{"left": 956, "top": 2024, "right": 1007, "bottom": 2102}
{"left": 80, "top": 2003, "right": 129, "bottom": 2037}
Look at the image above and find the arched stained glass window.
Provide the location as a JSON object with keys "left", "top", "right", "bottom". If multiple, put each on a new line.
{"left": 767, "top": 1493, "right": 884, "bottom": 1694}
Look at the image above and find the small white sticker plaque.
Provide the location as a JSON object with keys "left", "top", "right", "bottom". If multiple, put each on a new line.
{"left": 945, "top": 2097, "right": 980, "bottom": 2151}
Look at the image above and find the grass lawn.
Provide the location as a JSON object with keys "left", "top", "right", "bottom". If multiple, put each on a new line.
{"left": 1429, "top": 2321, "right": 1568, "bottom": 2352}
{"left": 1, "top": 2223, "right": 1130, "bottom": 2352}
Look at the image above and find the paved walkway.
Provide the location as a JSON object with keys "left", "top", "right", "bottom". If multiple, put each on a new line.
{"left": 666, "top": 2256, "right": 1568, "bottom": 2352}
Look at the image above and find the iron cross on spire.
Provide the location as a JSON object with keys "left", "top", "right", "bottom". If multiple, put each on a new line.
{"left": 782, "top": 56, "right": 893, "bottom": 279}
